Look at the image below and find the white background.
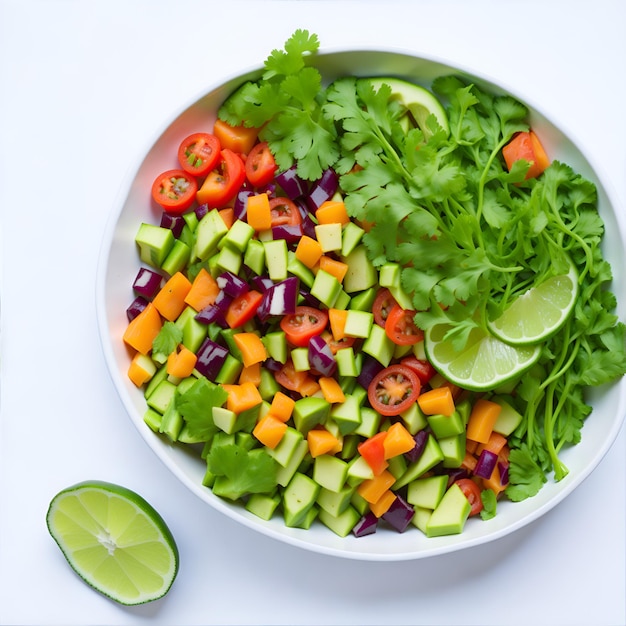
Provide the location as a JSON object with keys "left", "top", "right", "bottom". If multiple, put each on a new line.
{"left": 1, "top": 1, "right": 625, "bottom": 625}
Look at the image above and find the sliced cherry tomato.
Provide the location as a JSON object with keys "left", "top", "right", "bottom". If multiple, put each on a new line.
{"left": 367, "top": 364, "right": 421, "bottom": 416}
{"left": 269, "top": 197, "right": 302, "bottom": 227}
{"left": 357, "top": 432, "right": 388, "bottom": 476}
{"left": 321, "top": 330, "right": 356, "bottom": 355}
{"left": 400, "top": 355, "right": 437, "bottom": 384}
{"left": 275, "top": 360, "right": 313, "bottom": 393}
{"left": 372, "top": 288, "right": 398, "bottom": 327}
{"left": 151, "top": 169, "right": 197, "bottom": 214}
{"left": 224, "top": 290, "right": 263, "bottom": 328}
{"left": 196, "top": 149, "right": 246, "bottom": 209}
{"left": 245, "top": 142, "right": 277, "bottom": 187}
{"left": 177, "top": 132, "right": 221, "bottom": 177}
{"left": 280, "top": 306, "right": 329, "bottom": 347}
{"left": 385, "top": 304, "right": 424, "bottom": 345}
{"left": 455, "top": 478, "right": 484, "bottom": 516}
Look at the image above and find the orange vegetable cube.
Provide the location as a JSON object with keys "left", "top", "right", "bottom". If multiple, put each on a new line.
{"left": 268, "top": 392, "right": 295, "bottom": 423}
{"left": 232, "top": 332, "right": 267, "bottom": 367}
{"left": 213, "top": 119, "right": 259, "bottom": 154}
{"left": 307, "top": 428, "right": 341, "bottom": 458}
{"left": 466, "top": 399, "right": 502, "bottom": 444}
{"left": 356, "top": 469, "right": 396, "bottom": 504}
{"left": 502, "top": 130, "right": 550, "bottom": 180}
{"left": 253, "top": 414, "right": 288, "bottom": 449}
{"left": 318, "top": 377, "right": 346, "bottom": 404}
{"left": 315, "top": 200, "right": 350, "bottom": 225}
{"left": 246, "top": 193, "right": 272, "bottom": 231}
{"left": 123, "top": 302, "right": 162, "bottom": 355}
{"left": 382, "top": 422, "right": 416, "bottom": 459}
{"left": 166, "top": 345, "right": 198, "bottom": 378}
{"left": 223, "top": 382, "right": 263, "bottom": 414}
{"left": 476, "top": 431, "right": 508, "bottom": 456}
{"left": 127, "top": 352, "right": 157, "bottom": 387}
{"left": 328, "top": 308, "right": 348, "bottom": 341}
{"left": 218, "top": 207, "right": 235, "bottom": 229}
{"left": 152, "top": 272, "right": 192, "bottom": 321}
{"left": 184, "top": 268, "right": 220, "bottom": 312}
{"left": 369, "top": 490, "right": 397, "bottom": 518}
{"left": 417, "top": 386, "right": 455, "bottom": 417}
{"left": 239, "top": 362, "right": 262, "bottom": 386}
{"left": 294, "top": 235, "right": 323, "bottom": 268}
{"left": 319, "top": 256, "right": 349, "bottom": 283}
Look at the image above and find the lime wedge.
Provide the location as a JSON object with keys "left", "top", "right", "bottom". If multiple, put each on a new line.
{"left": 424, "top": 323, "right": 541, "bottom": 392}
{"left": 367, "top": 77, "right": 449, "bottom": 137}
{"left": 46, "top": 481, "right": 179, "bottom": 606}
{"left": 488, "top": 264, "right": 579, "bottom": 346}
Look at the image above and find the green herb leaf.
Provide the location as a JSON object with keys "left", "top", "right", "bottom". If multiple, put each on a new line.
{"left": 176, "top": 377, "right": 228, "bottom": 440}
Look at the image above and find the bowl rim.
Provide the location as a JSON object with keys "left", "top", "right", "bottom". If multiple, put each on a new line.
{"left": 95, "top": 44, "right": 626, "bottom": 561}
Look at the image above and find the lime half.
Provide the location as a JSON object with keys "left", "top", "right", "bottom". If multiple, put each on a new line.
{"left": 46, "top": 481, "right": 179, "bottom": 606}
{"left": 488, "top": 264, "right": 579, "bottom": 346}
{"left": 425, "top": 323, "right": 541, "bottom": 392}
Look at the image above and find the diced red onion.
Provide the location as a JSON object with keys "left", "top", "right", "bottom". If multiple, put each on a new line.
{"left": 382, "top": 494, "right": 415, "bottom": 533}
{"left": 195, "top": 338, "right": 229, "bottom": 381}
{"left": 132, "top": 267, "right": 163, "bottom": 299}
{"left": 298, "top": 287, "right": 320, "bottom": 308}
{"left": 194, "top": 304, "right": 227, "bottom": 327}
{"left": 306, "top": 168, "right": 339, "bottom": 212}
{"left": 357, "top": 356, "right": 385, "bottom": 389}
{"left": 446, "top": 468, "right": 469, "bottom": 488}
{"left": 195, "top": 203, "right": 210, "bottom": 220}
{"left": 300, "top": 213, "right": 318, "bottom": 239}
{"left": 498, "top": 461, "right": 509, "bottom": 486}
{"left": 275, "top": 165, "right": 309, "bottom": 200}
{"left": 216, "top": 271, "right": 248, "bottom": 298}
{"left": 404, "top": 429, "right": 429, "bottom": 463}
{"left": 126, "top": 296, "right": 148, "bottom": 321}
{"left": 352, "top": 511, "right": 378, "bottom": 538}
{"left": 272, "top": 224, "right": 304, "bottom": 244}
{"left": 308, "top": 334, "right": 336, "bottom": 377}
{"left": 256, "top": 277, "right": 299, "bottom": 322}
{"left": 251, "top": 276, "right": 275, "bottom": 292}
{"left": 474, "top": 449, "right": 498, "bottom": 479}
{"left": 233, "top": 189, "right": 254, "bottom": 221}
{"left": 264, "top": 357, "right": 284, "bottom": 372}
{"left": 160, "top": 212, "right": 186, "bottom": 238}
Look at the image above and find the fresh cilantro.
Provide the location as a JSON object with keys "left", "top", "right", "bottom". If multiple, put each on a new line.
{"left": 208, "top": 444, "right": 278, "bottom": 501}
{"left": 176, "top": 377, "right": 228, "bottom": 441}
{"left": 152, "top": 321, "right": 182, "bottom": 362}
{"left": 506, "top": 446, "right": 548, "bottom": 501}
{"left": 480, "top": 488, "right": 497, "bottom": 521}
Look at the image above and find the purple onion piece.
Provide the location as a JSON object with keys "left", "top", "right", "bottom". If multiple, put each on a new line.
{"left": 195, "top": 338, "right": 229, "bottom": 381}
{"left": 160, "top": 212, "right": 186, "bottom": 238}
{"left": 195, "top": 203, "right": 210, "bottom": 221}
{"left": 306, "top": 168, "right": 339, "bottom": 213}
{"left": 474, "top": 449, "right": 498, "bottom": 479}
{"left": 216, "top": 271, "right": 249, "bottom": 298}
{"left": 382, "top": 494, "right": 415, "bottom": 533}
{"left": 264, "top": 357, "right": 284, "bottom": 372}
{"left": 126, "top": 296, "right": 149, "bottom": 321}
{"left": 404, "top": 429, "right": 429, "bottom": 463}
{"left": 498, "top": 461, "right": 509, "bottom": 486}
{"left": 446, "top": 468, "right": 469, "bottom": 488}
{"left": 256, "top": 277, "right": 299, "bottom": 322}
{"left": 298, "top": 287, "right": 320, "bottom": 309}
{"left": 233, "top": 189, "right": 254, "bottom": 221}
{"left": 132, "top": 267, "right": 163, "bottom": 299}
{"left": 357, "top": 356, "right": 385, "bottom": 390}
{"left": 308, "top": 334, "right": 336, "bottom": 377}
{"left": 214, "top": 289, "right": 234, "bottom": 313}
{"left": 256, "top": 182, "right": 276, "bottom": 197}
{"left": 275, "top": 165, "right": 309, "bottom": 200}
{"left": 352, "top": 511, "right": 378, "bottom": 538}
{"left": 251, "top": 275, "right": 275, "bottom": 292}
{"left": 300, "top": 213, "right": 318, "bottom": 239}
{"left": 194, "top": 304, "right": 227, "bottom": 327}
{"left": 272, "top": 223, "right": 304, "bottom": 244}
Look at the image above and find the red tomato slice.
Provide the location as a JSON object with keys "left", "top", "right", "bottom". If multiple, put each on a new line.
{"left": 400, "top": 355, "right": 437, "bottom": 384}
{"left": 196, "top": 149, "right": 246, "bottom": 208}
{"left": 455, "top": 478, "right": 484, "bottom": 516}
{"left": 367, "top": 364, "right": 421, "bottom": 416}
{"left": 320, "top": 331, "right": 356, "bottom": 355}
{"left": 245, "top": 142, "right": 277, "bottom": 187}
{"left": 275, "top": 360, "right": 312, "bottom": 393}
{"left": 224, "top": 290, "right": 263, "bottom": 328}
{"left": 372, "top": 288, "right": 398, "bottom": 327}
{"left": 385, "top": 304, "right": 424, "bottom": 345}
{"left": 279, "top": 306, "right": 328, "bottom": 347}
{"left": 357, "top": 431, "right": 388, "bottom": 476}
{"left": 177, "top": 132, "right": 221, "bottom": 177}
{"left": 151, "top": 169, "right": 197, "bottom": 214}
{"left": 269, "top": 197, "right": 302, "bottom": 227}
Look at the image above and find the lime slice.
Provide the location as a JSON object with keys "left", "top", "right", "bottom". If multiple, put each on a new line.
{"left": 46, "top": 481, "right": 179, "bottom": 606}
{"left": 425, "top": 323, "right": 541, "bottom": 391}
{"left": 367, "top": 77, "right": 449, "bottom": 137}
{"left": 488, "top": 264, "right": 579, "bottom": 346}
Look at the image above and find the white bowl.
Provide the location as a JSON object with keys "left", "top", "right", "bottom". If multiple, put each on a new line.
{"left": 96, "top": 48, "right": 626, "bottom": 561}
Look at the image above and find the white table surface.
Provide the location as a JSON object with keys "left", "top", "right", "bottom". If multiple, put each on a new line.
{"left": 1, "top": 1, "right": 625, "bottom": 624}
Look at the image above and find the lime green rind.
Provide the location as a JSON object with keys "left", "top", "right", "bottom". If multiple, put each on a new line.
{"left": 46, "top": 481, "right": 179, "bottom": 606}
{"left": 487, "top": 264, "right": 579, "bottom": 346}
{"left": 425, "top": 324, "right": 541, "bottom": 392}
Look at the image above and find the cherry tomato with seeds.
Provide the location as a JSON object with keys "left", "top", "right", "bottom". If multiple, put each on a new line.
{"left": 280, "top": 306, "right": 329, "bottom": 347}
{"left": 385, "top": 304, "right": 424, "bottom": 345}
{"left": 151, "top": 169, "right": 197, "bottom": 214}
{"left": 269, "top": 197, "right": 303, "bottom": 227}
{"left": 321, "top": 330, "right": 356, "bottom": 355}
{"left": 196, "top": 149, "right": 246, "bottom": 208}
{"left": 400, "top": 355, "right": 437, "bottom": 384}
{"left": 224, "top": 290, "right": 263, "bottom": 328}
{"left": 245, "top": 141, "right": 277, "bottom": 187}
{"left": 367, "top": 364, "right": 421, "bottom": 416}
{"left": 177, "top": 132, "right": 221, "bottom": 177}
{"left": 372, "top": 288, "right": 398, "bottom": 327}
{"left": 455, "top": 478, "right": 484, "bottom": 516}
{"left": 275, "top": 360, "right": 313, "bottom": 393}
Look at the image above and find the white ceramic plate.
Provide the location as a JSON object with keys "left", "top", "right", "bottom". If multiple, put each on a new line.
{"left": 96, "top": 48, "right": 626, "bottom": 561}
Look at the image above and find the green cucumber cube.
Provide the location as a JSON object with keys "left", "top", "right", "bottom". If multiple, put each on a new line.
{"left": 348, "top": 286, "right": 377, "bottom": 312}
{"left": 407, "top": 474, "right": 448, "bottom": 510}
{"left": 336, "top": 347, "right": 358, "bottom": 377}
{"left": 287, "top": 251, "right": 315, "bottom": 287}
{"left": 411, "top": 506, "right": 432, "bottom": 534}
{"left": 342, "top": 245, "right": 377, "bottom": 293}
{"left": 275, "top": 440, "right": 309, "bottom": 487}
{"left": 161, "top": 239, "right": 191, "bottom": 275}
{"left": 216, "top": 245, "right": 242, "bottom": 275}
{"left": 290, "top": 347, "right": 310, "bottom": 372}
{"left": 195, "top": 209, "right": 229, "bottom": 260}
{"left": 159, "top": 399, "right": 183, "bottom": 441}
{"left": 261, "top": 331, "right": 288, "bottom": 364}
{"left": 439, "top": 431, "right": 466, "bottom": 468}
{"left": 354, "top": 406, "right": 381, "bottom": 438}
{"left": 218, "top": 219, "right": 254, "bottom": 253}
{"left": 143, "top": 408, "right": 162, "bottom": 433}
{"left": 135, "top": 223, "right": 175, "bottom": 268}
{"left": 427, "top": 410, "right": 465, "bottom": 439}
{"left": 214, "top": 354, "right": 243, "bottom": 385}
{"left": 343, "top": 309, "right": 373, "bottom": 338}
{"left": 313, "top": 455, "right": 349, "bottom": 492}
{"left": 264, "top": 239, "right": 289, "bottom": 281}
{"left": 362, "top": 323, "right": 395, "bottom": 367}
{"left": 333, "top": 289, "right": 351, "bottom": 310}
{"left": 246, "top": 492, "right": 280, "bottom": 521}
{"left": 267, "top": 427, "right": 304, "bottom": 468}
{"left": 330, "top": 394, "right": 362, "bottom": 435}
{"left": 317, "top": 484, "right": 355, "bottom": 517}
{"left": 315, "top": 223, "right": 342, "bottom": 253}
{"left": 283, "top": 472, "right": 320, "bottom": 527}
{"left": 395, "top": 434, "right": 444, "bottom": 489}
{"left": 347, "top": 455, "right": 374, "bottom": 485}
{"left": 340, "top": 221, "right": 365, "bottom": 257}
{"left": 258, "top": 369, "right": 281, "bottom": 401}
{"left": 318, "top": 505, "right": 361, "bottom": 537}
{"left": 243, "top": 238, "right": 266, "bottom": 275}
{"left": 310, "top": 269, "right": 342, "bottom": 308}
{"left": 212, "top": 406, "right": 238, "bottom": 434}
{"left": 491, "top": 395, "right": 524, "bottom": 436}
{"left": 146, "top": 379, "right": 177, "bottom": 414}
{"left": 400, "top": 403, "right": 428, "bottom": 435}
{"left": 292, "top": 396, "right": 330, "bottom": 434}
{"left": 425, "top": 483, "right": 472, "bottom": 537}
